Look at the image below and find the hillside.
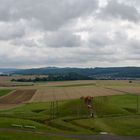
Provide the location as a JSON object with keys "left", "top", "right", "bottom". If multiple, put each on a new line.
{"left": 0, "top": 68, "right": 18, "bottom": 74}
{"left": 9, "top": 67, "right": 140, "bottom": 80}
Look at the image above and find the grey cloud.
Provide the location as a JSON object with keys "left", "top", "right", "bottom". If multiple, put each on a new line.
{"left": 0, "top": 0, "right": 98, "bottom": 30}
{"left": 88, "top": 33, "right": 113, "bottom": 47}
{"left": 120, "top": 0, "right": 140, "bottom": 7}
{"left": 0, "top": 0, "right": 12, "bottom": 21}
{"left": 0, "top": 21, "right": 25, "bottom": 40}
{"left": 11, "top": 38, "right": 38, "bottom": 47}
{"left": 44, "top": 31, "right": 82, "bottom": 48}
{"left": 87, "top": 29, "right": 128, "bottom": 50}
{"left": 99, "top": 0, "right": 140, "bottom": 22}
{"left": 126, "top": 38, "right": 140, "bottom": 54}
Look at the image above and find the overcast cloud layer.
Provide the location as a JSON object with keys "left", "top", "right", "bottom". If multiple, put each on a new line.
{"left": 0, "top": 0, "right": 140, "bottom": 68}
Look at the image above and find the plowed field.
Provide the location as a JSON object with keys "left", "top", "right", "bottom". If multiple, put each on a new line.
{"left": 0, "top": 89, "right": 36, "bottom": 104}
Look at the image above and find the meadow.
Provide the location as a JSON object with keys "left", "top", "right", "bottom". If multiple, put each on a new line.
{"left": 0, "top": 80, "right": 140, "bottom": 139}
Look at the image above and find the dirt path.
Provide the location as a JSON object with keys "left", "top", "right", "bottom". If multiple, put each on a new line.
{"left": 0, "top": 128, "right": 139, "bottom": 140}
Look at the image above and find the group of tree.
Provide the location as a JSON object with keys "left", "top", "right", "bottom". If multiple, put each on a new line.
{"left": 11, "top": 72, "right": 92, "bottom": 82}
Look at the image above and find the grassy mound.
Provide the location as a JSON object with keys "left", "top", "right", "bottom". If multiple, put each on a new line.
{"left": 0, "top": 94, "right": 139, "bottom": 136}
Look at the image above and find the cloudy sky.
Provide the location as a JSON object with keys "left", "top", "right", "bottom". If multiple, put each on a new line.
{"left": 0, "top": 0, "right": 140, "bottom": 68}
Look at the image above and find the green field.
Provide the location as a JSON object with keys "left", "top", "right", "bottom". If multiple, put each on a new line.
{"left": 0, "top": 89, "right": 12, "bottom": 97}
{"left": 0, "top": 94, "right": 140, "bottom": 139}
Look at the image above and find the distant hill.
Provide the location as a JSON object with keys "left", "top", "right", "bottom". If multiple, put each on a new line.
{"left": 11, "top": 67, "right": 140, "bottom": 80}
{"left": 12, "top": 67, "right": 94, "bottom": 75}
{"left": 90, "top": 67, "right": 140, "bottom": 79}
{"left": 0, "top": 68, "right": 18, "bottom": 75}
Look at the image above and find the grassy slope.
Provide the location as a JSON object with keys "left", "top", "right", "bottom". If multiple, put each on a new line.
{"left": 0, "top": 94, "right": 139, "bottom": 136}
{"left": 94, "top": 94, "right": 140, "bottom": 117}
{"left": 72, "top": 115, "right": 140, "bottom": 136}
{"left": 0, "top": 102, "right": 58, "bottom": 132}
{"left": 0, "top": 89, "right": 12, "bottom": 97}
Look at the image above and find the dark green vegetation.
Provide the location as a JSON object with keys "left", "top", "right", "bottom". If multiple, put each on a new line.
{"left": 10, "top": 67, "right": 140, "bottom": 79}
{"left": 11, "top": 73, "right": 92, "bottom": 82}
{"left": 0, "top": 89, "right": 12, "bottom": 97}
{"left": 51, "top": 83, "right": 96, "bottom": 87}
{"left": 0, "top": 94, "right": 140, "bottom": 138}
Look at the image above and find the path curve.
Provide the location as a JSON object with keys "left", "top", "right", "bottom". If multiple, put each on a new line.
{"left": 0, "top": 128, "right": 140, "bottom": 140}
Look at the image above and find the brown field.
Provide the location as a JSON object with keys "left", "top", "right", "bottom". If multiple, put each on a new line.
{"left": 37, "top": 80, "right": 140, "bottom": 87}
{"left": 0, "top": 89, "right": 36, "bottom": 104}
{"left": 0, "top": 76, "right": 13, "bottom": 87}
{"left": 45, "top": 80, "right": 96, "bottom": 86}
{"left": 106, "top": 86, "right": 140, "bottom": 95}
{"left": 30, "top": 86, "right": 125, "bottom": 102}
{"left": 0, "top": 80, "right": 140, "bottom": 105}
{"left": 29, "top": 80, "right": 140, "bottom": 102}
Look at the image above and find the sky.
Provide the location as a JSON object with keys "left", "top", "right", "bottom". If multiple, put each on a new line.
{"left": 0, "top": 0, "right": 140, "bottom": 68}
